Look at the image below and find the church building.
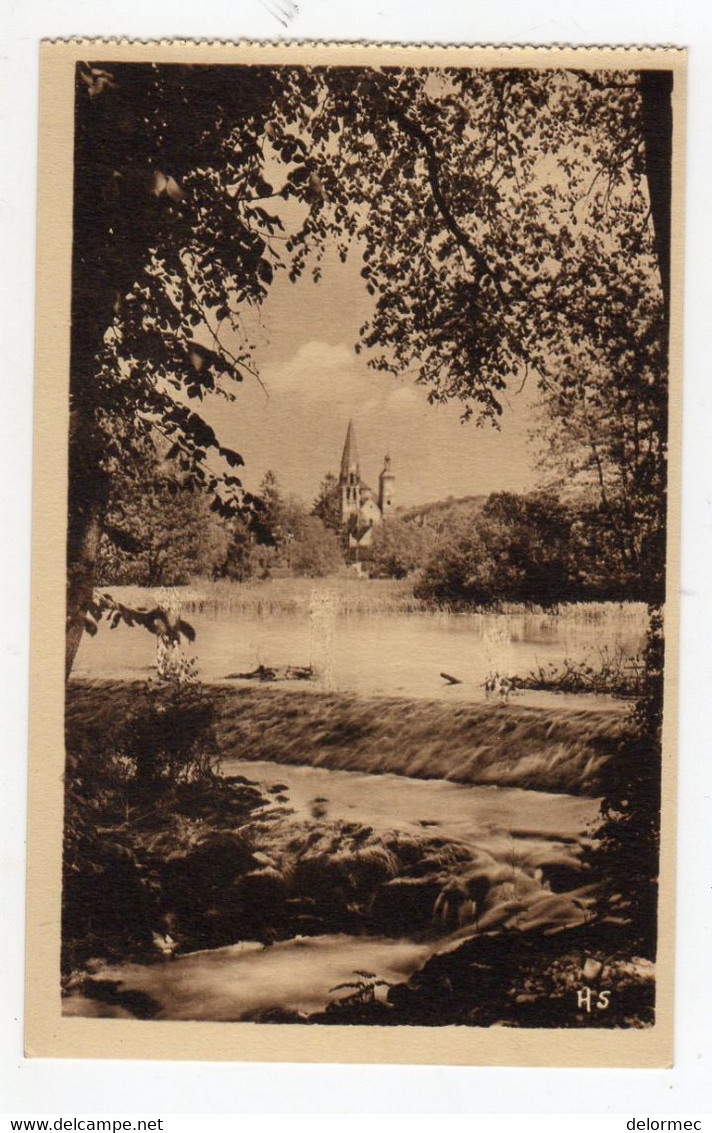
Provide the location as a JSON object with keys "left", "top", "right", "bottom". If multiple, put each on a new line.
{"left": 339, "top": 419, "right": 395, "bottom": 553}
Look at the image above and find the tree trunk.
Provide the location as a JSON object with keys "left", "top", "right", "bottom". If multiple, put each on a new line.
{"left": 639, "top": 70, "right": 673, "bottom": 329}
{"left": 639, "top": 69, "right": 674, "bottom": 605}
{"left": 65, "top": 409, "right": 110, "bottom": 679}
{"left": 65, "top": 505, "right": 105, "bottom": 679}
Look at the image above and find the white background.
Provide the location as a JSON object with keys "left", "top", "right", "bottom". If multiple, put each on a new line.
{"left": 1, "top": 0, "right": 710, "bottom": 1116}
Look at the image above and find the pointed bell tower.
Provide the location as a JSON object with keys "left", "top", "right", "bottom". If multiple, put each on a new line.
{"left": 339, "top": 420, "right": 361, "bottom": 524}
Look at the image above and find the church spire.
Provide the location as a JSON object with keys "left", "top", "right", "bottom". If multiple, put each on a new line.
{"left": 340, "top": 419, "right": 360, "bottom": 477}
{"left": 339, "top": 419, "right": 361, "bottom": 527}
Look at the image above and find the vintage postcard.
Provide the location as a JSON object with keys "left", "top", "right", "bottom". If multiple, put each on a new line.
{"left": 27, "top": 40, "right": 685, "bottom": 1065}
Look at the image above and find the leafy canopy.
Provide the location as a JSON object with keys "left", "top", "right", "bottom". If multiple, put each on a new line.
{"left": 76, "top": 63, "right": 663, "bottom": 507}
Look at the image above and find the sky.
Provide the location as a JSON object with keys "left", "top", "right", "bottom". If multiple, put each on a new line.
{"left": 205, "top": 246, "right": 541, "bottom": 510}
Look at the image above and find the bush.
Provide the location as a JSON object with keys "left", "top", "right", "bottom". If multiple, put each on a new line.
{"left": 98, "top": 481, "right": 230, "bottom": 586}
{"left": 509, "top": 645, "right": 645, "bottom": 698}
{"left": 119, "top": 683, "right": 221, "bottom": 787}
{"left": 413, "top": 489, "right": 657, "bottom": 609}
{"left": 62, "top": 682, "right": 265, "bottom": 971}
{"left": 286, "top": 511, "right": 344, "bottom": 577}
{"left": 414, "top": 519, "right": 494, "bottom": 605}
{"left": 369, "top": 518, "right": 436, "bottom": 578}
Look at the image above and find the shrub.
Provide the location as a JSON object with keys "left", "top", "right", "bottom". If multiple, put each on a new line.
{"left": 119, "top": 683, "right": 221, "bottom": 788}
{"left": 413, "top": 489, "right": 655, "bottom": 609}
{"left": 62, "top": 679, "right": 225, "bottom": 970}
{"left": 369, "top": 518, "right": 437, "bottom": 579}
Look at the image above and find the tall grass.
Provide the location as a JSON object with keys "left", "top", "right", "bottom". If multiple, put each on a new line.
{"left": 490, "top": 600, "right": 648, "bottom": 623}
{"left": 98, "top": 576, "right": 426, "bottom": 617}
{"left": 94, "top": 578, "right": 648, "bottom": 626}
{"left": 68, "top": 681, "right": 630, "bottom": 797}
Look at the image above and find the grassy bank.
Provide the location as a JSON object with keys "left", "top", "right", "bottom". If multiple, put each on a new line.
{"left": 67, "top": 680, "right": 631, "bottom": 797}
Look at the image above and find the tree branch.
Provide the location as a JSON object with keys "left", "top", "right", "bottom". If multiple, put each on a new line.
{"left": 383, "top": 99, "right": 510, "bottom": 305}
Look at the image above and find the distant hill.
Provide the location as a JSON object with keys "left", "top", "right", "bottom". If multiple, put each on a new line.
{"left": 394, "top": 494, "right": 488, "bottom": 531}
{"left": 396, "top": 485, "right": 610, "bottom": 533}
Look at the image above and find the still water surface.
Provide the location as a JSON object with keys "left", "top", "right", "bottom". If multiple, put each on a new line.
{"left": 75, "top": 600, "right": 646, "bottom": 702}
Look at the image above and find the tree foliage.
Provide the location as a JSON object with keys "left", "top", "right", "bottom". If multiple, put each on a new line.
{"left": 67, "top": 63, "right": 322, "bottom": 671}
{"left": 96, "top": 447, "right": 229, "bottom": 587}
{"left": 311, "top": 472, "right": 343, "bottom": 533}
{"left": 413, "top": 490, "right": 638, "bottom": 607}
{"left": 282, "top": 67, "right": 669, "bottom": 600}
{"left": 286, "top": 70, "right": 666, "bottom": 380}
{"left": 248, "top": 470, "right": 343, "bottom": 577}
{"left": 282, "top": 506, "right": 344, "bottom": 577}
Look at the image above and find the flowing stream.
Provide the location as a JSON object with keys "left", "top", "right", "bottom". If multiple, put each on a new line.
{"left": 65, "top": 759, "right": 601, "bottom": 1021}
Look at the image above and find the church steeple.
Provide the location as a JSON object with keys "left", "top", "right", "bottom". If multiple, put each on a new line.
{"left": 340, "top": 419, "right": 360, "bottom": 478}
{"left": 339, "top": 419, "right": 361, "bottom": 524}
{"left": 336, "top": 422, "right": 395, "bottom": 558}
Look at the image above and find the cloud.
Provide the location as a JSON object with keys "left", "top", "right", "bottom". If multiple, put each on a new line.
{"left": 260, "top": 339, "right": 426, "bottom": 417}
{"left": 261, "top": 340, "right": 364, "bottom": 403}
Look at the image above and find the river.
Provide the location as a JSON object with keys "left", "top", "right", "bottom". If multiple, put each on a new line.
{"left": 67, "top": 590, "right": 629, "bottom": 1021}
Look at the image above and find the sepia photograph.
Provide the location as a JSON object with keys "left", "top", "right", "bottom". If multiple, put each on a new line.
{"left": 26, "top": 41, "right": 684, "bottom": 1064}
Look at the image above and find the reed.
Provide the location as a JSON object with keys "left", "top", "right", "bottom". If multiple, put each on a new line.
{"left": 93, "top": 579, "right": 648, "bottom": 626}
{"left": 96, "top": 577, "right": 426, "bottom": 617}
{"left": 510, "top": 645, "right": 645, "bottom": 699}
